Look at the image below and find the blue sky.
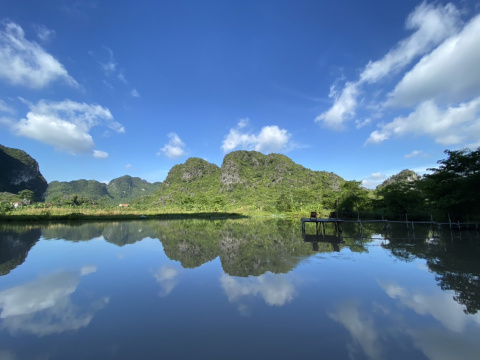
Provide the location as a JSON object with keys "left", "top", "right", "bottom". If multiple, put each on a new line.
{"left": 1, "top": 0, "right": 479, "bottom": 188}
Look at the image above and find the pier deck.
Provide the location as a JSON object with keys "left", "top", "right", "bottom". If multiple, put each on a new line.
{"left": 301, "top": 217, "right": 343, "bottom": 234}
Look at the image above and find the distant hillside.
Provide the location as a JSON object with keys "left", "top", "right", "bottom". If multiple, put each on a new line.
{"left": 153, "top": 157, "right": 221, "bottom": 206}
{"left": 107, "top": 175, "right": 162, "bottom": 201}
{"left": 46, "top": 175, "right": 162, "bottom": 205}
{"left": 376, "top": 169, "right": 420, "bottom": 190}
{"left": 146, "top": 151, "right": 345, "bottom": 211}
{"left": 46, "top": 179, "right": 112, "bottom": 203}
{"left": 0, "top": 144, "right": 48, "bottom": 201}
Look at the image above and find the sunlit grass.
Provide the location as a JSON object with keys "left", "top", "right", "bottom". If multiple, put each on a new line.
{"left": 0, "top": 204, "right": 309, "bottom": 221}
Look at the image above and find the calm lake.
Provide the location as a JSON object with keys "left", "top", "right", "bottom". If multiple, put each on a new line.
{"left": 0, "top": 219, "right": 479, "bottom": 360}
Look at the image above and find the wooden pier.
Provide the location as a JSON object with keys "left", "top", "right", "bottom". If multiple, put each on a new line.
{"left": 302, "top": 212, "right": 479, "bottom": 233}
{"left": 301, "top": 217, "right": 343, "bottom": 234}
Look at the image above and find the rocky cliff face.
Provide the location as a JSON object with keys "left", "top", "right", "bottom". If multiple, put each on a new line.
{"left": 0, "top": 144, "right": 48, "bottom": 201}
{"left": 376, "top": 169, "right": 420, "bottom": 190}
{"left": 219, "top": 150, "right": 343, "bottom": 191}
{"left": 163, "top": 157, "right": 221, "bottom": 185}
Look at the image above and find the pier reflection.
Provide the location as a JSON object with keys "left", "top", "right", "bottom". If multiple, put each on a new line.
{"left": 302, "top": 233, "right": 344, "bottom": 252}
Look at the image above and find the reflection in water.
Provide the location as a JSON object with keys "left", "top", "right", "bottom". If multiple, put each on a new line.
{"left": 0, "top": 266, "right": 109, "bottom": 336}
{"left": 302, "top": 233, "right": 345, "bottom": 252}
{"left": 379, "top": 280, "right": 480, "bottom": 332}
{"left": 375, "top": 278, "right": 480, "bottom": 360}
{"left": 220, "top": 272, "right": 296, "bottom": 315}
{"left": 0, "top": 220, "right": 479, "bottom": 359}
{"left": 382, "top": 228, "right": 480, "bottom": 315}
{"left": 152, "top": 264, "right": 183, "bottom": 297}
{"left": 0, "top": 224, "right": 40, "bottom": 276}
{"left": 329, "top": 300, "right": 382, "bottom": 360}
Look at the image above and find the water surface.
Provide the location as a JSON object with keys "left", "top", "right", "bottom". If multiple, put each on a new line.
{"left": 0, "top": 219, "right": 479, "bottom": 359}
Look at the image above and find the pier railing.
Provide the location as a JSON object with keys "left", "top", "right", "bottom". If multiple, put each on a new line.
{"left": 302, "top": 211, "right": 480, "bottom": 231}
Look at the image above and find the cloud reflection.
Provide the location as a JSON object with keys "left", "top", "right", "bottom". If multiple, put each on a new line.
{"left": 328, "top": 300, "right": 382, "bottom": 360}
{"left": 152, "top": 265, "right": 183, "bottom": 297}
{"left": 220, "top": 272, "right": 296, "bottom": 314}
{"left": 0, "top": 266, "right": 109, "bottom": 336}
{"left": 379, "top": 281, "right": 480, "bottom": 332}
{"left": 378, "top": 280, "right": 480, "bottom": 360}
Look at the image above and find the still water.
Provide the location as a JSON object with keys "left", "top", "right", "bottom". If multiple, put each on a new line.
{"left": 0, "top": 219, "right": 479, "bottom": 360}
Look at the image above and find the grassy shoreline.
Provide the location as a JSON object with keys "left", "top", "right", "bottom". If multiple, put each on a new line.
{"left": 0, "top": 211, "right": 251, "bottom": 222}
{"left": 0, "top": 206, "right": 299, "bottom": 221}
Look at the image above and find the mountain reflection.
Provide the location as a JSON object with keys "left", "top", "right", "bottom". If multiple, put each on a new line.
{"left": 1, "top": 220, "right": 479, "bottom": 317}
{"left": 0, "top": 224, "right": 40, "bottom": 276}
{"left": 0, "top": 266, "right": 109, "bottom": 336}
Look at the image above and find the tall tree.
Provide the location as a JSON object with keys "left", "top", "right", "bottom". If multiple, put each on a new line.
{"left": 420, "top": 148, "right": 480, "bottom": 220}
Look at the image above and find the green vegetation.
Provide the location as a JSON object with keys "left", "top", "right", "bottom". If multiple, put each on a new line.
{"left": 370, "top": 148, "right": 480, "bottom": 221}
{"left": 1, "top": 145, "right": 479, "bottom": 221}
{"left": 45, "top": 175, "right": 162, "bottom": 206}
{"left": 420, "top": 148, "right": 480, "bottom": 220}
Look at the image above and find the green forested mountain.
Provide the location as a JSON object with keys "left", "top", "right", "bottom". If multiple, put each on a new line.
{"left": 151, "top": 157, "right": 222, "bottom": 207}
{"left": 107, "top": 175, "right": 162, "bottom": 201}
{"left": 376, "top": 169, "right": 420, "bottom": 190}
{"left": 45, "top": 175, "right": 162, "bottom": 205}
{"left": 46, "top": 179, "right": 112, "bottom": 204}
{"left": 144, "top": 151, "right": 346, "bottom": 212}
{"left": 220, "top": 151, "right": 343, "bottom": 210}
{"left": 0, "top": 144, "right": 48, "bottom": 201}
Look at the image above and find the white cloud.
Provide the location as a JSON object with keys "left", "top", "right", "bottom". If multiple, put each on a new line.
{"left": 316, "top": 2, "right": 461, "bottom": 129}
{"left": 131, "top": 88, "right": 140, "bottom": 97}
{"left": 33, "top": 24, "right": 55, "bottom": 43}
{"left": 315, "top": 82, "right": 359, "bottom": 130}
{"left": 387, "top": 13, "right": 480, "bottom": 108}
{"left": 405, "top": 150, "right": 424, "bottom": 159}
{"left": 361, "top": 172, "right": 387, "bottom": 189}
{"left": 92, "top": 150, "right": 108, "bottom": 159}
{"left": 366, "top": 98, "right": 480, "bottom": 146}
{"left": 0, "top": 99, "right": 14, "bottom": 114}
{"left": 158, "top": 132, "right": 186, "bottom": 158}
{"left": 222, "top": 120, "right": 292, "bottom": 153}
{"left": 118, "top": 72, "right": 127, "bottom": 83}
{"left": 355, "top": 118, "right": 372, "bottom": 129}
{"left": 0, "top": 21, "right": 78, "bottom": 89}
{"left": 100, "top": 47, "right": 130, "bottom": 86}
{"left": 12, "top": 99, "right": 124, "bottom": 155}
{"left": 237, "top": 117, "right": 249, "bottom": 128}
{"left": 360, "top": 2, "right": 461, "bottom": 84}
{"left": 101, "top": 46, "right": 117, "bottom": 74}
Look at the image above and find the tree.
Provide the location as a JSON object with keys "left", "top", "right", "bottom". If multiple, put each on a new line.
{"left": 419, "top": 148, "right": 480, "bottom": 220}
{"left": 377, "top": 182, "right": 425, "bottom": 216}
{"left": 276, "top": 192, "right": 293, "bottom": 212}
{"left": 338, "top": 181, "right": 370, "bottom": 214}
{"left": 18, "top": 189, "right": 35, "bottom": 204}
